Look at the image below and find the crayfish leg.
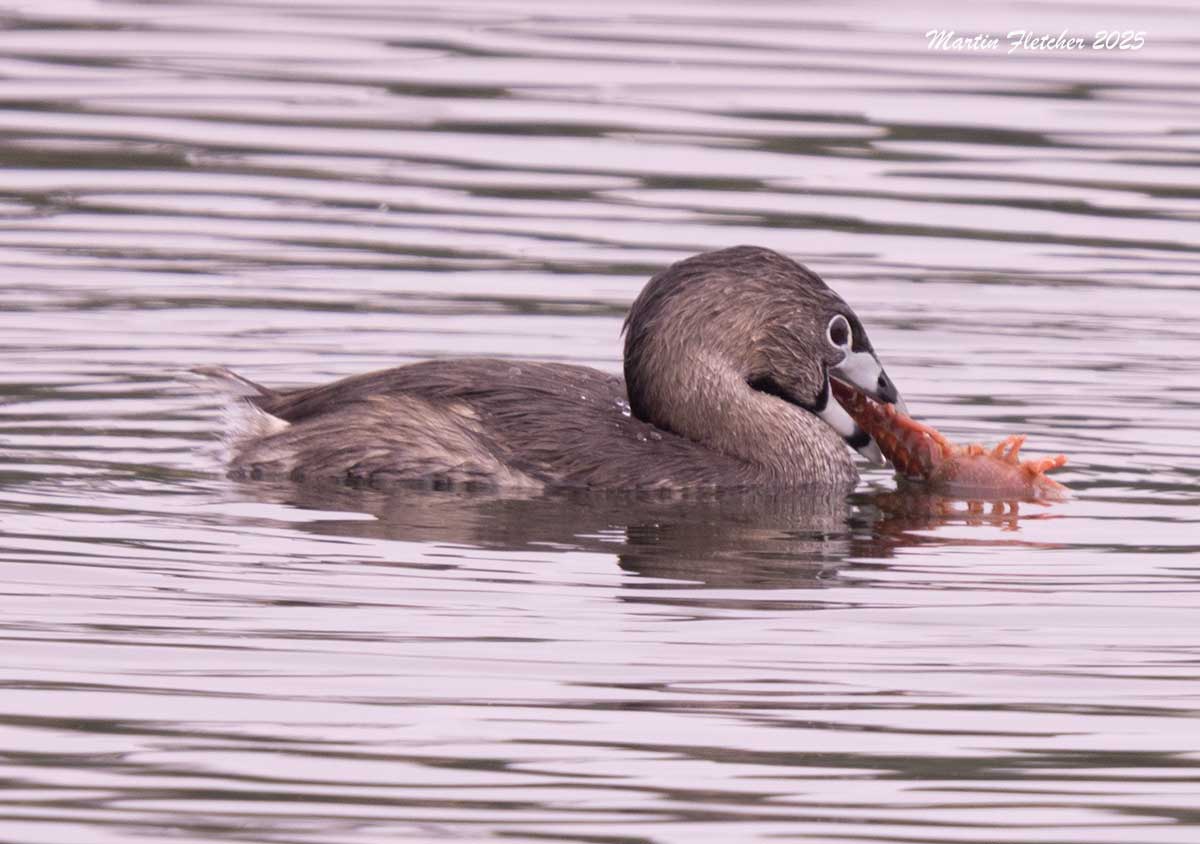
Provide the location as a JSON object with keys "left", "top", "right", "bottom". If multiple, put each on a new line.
{"left": 989, "top": 435, "right": 1026, "bottom": 464}
{"left": 1022, "top": 454, "right": 1069, "bottom": 476}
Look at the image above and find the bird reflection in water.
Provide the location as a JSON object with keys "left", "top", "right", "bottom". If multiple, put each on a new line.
{"left": 233, "top": 480, "right": 1067, "bottom": 592}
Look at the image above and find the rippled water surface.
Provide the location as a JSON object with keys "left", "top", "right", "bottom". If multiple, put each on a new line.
{"left": 2, "top": 1, "right": 1200, "bottom": 841}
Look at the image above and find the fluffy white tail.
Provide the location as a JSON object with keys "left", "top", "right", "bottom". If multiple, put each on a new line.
{"left": 190, "top": 366, "right": 288, "bottom": 453}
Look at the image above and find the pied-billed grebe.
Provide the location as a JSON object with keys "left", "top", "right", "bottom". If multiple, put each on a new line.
{"left": 197, "top": 246, "right": 905, "bottom": 490}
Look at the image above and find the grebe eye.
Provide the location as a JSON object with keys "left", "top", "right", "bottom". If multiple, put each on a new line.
{"left": 827, "top": 314, "right": 851, "bottom": 348}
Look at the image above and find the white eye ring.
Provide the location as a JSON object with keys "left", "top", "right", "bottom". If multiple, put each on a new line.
{"left": 826, "top": 314, "right": 852, "bottom": 349}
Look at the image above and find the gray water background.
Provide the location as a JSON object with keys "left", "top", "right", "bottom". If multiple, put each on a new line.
{"left": 1, "top": 2, "right": 1199, "bottom": 842}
